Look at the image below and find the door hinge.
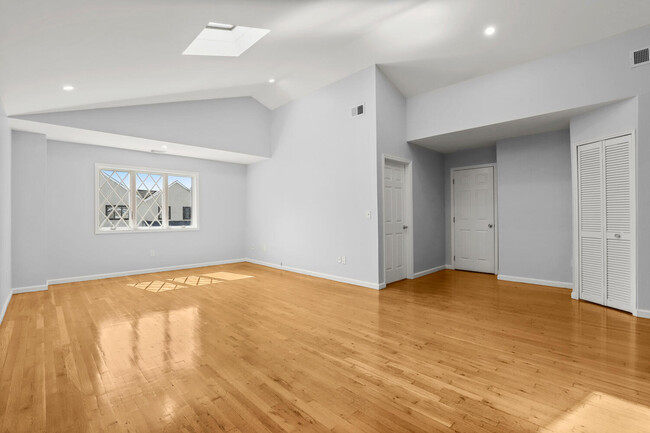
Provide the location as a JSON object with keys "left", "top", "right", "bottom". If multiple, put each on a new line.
{"left": 453, "top": 217, "right": 455, "bottom": 223}
{"left": 452, "top": 178, "right": 455, "bottom": 184}
{"left": 453, "top": 255, "right": 455, "bottom": 261}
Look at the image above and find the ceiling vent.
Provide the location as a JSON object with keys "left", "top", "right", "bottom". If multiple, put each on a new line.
{"left": 631, "top": 47, "right": 649, "bottom": 67}
{"left": 351, "top": 104, "right": 365, "bottom": 117}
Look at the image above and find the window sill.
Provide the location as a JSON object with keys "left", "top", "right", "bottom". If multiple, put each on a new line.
{"left": 95, "top": 226, "right": 199, "bottom": 235}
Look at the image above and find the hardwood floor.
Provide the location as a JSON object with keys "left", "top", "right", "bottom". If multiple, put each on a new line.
{"left": 1, "top": 264, "right": 649, "bottom": 432}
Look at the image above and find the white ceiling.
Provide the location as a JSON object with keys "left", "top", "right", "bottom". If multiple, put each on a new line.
{"left": 1, "top": 0, "right": 650, "bottom": 116}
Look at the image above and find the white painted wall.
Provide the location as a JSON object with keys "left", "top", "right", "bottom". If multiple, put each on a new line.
{"left": 46, "top": 140, "right": 247, "bottom": 282}
{"left": 12, "top": 131, "right": 48, "bottom": 289}
{"left": 0, "top": 99, "right": 11, "bottom": 321}
{"left": 246, "top": 67, "right": 380, "bottom": 288}
{"left": 375, "top": 68, "right": 445, "bottom": 282}
{"left": 496, "top": 130, "right": 572, "bottom": 284}
{"left": 18, "top": 97, "right": 272, "bottom": 157}
{"left": 408, "top": 25, "right": 650, "bottom": 142}
{"left": 443, "top": 146, "right": 497, "bottom": 265}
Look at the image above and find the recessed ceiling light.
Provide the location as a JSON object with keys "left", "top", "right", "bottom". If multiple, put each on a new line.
{"left": 484, "top": 26, "right": 496, "bottom": 36}
{"left": 62, "top": 85, "right": 75, "bottom": 91}
{"left": 183, "top": 22, "right": 270, "bottom": 57}
{"left": 268, "top": 78, "right": 276, "bottom": 83}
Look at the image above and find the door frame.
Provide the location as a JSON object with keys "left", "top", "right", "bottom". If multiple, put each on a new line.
{"left": 450, "top": 163, "right": 499, "bottom": 274}
{"left": 382, "top": 154, "right": 414, "bottom": 285}
{"left": 571, "top": 130, "right": 637, "bottom": 315}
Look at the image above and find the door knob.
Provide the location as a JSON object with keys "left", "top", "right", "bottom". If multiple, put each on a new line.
{"left": 403, "top": 225, "right": 409, "bottom": 230}
{"left": 615, "top": 233, "right": 621, "bottom": 238}
{"left": 488, "top": 224, "right": 494, "bottom": 228}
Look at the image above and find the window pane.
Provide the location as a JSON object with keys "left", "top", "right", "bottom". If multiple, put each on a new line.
{"left": 168, "top": 176, "right": 193, "bottom": 226}
{"left": 136, "top": 173, "right": 163, "bottom": 228}
{"left": 98, "top": 170, "right": 130, "bottom": 230}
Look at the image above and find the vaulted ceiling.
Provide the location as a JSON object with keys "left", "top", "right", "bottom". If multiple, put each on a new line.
{"left": 2, "top": 0, "right": 650, "bottom": 116}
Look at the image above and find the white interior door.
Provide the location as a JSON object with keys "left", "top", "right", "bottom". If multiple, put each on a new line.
{"left": 384, "top": 160, "right": 407, "bottom": 284}
{"left": 453, "top": 166, "right": 495, "bottom": 273}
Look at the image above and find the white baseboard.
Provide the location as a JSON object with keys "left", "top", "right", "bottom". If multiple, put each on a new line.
{"left": 636, "top": 309, "right": 650, "bottom": 319}
{"left": 246, "top": 259, "right": 383, "bottom": 290}
{"left": 412, "top": 265, "right": 448, "bottom": 279}
{"left": 13, "top": 285, "right": 48, "bottom": 294}
{"left": 47, "top": 259, "right": 247, "bottom": 285}
{"left": 571, "top": 290, "right": 579, "bottom": 300}
{"left": 497, "top": 274, "right": 573, "bottom": 289}
{"left": 0, "top": 292, "right": 11, "bottom": 325}
{"left": 0, "top": 285, "right": 49, "bottom": 325}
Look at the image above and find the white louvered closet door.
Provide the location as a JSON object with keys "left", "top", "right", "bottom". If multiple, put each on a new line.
{"left": 578, "top": 142, "right": 605, "bottom": 305}
{"left": 604, "top": 136, "right": 634, "bottom": 312}
{"left": 577, "top": 134, "right": 635, "bottom": 313}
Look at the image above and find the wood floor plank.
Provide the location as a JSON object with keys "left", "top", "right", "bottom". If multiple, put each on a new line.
{"left": 1, "top": 265, "right": 650, "bottom": 432}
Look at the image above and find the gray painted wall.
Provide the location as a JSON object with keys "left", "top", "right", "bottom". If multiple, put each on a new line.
{"left": 408, "top": 25, "right": 650, "bottom": 142}
{"left": 496, "top": 130, "right": 572, "bottom": 284}
{"left": 46, "top": 140, "right": 247, "bottom": 282}
{"left": 443, "top": 146, "right": 497, "bottom": 265}
{"left": 246, "top": 67, "right": 380, "bottom": 286}
{"left": 375, "top": 68, "right": 445, "bottom": 283}
{"left": 19, "top": 97, "right": 272, "bottom": 157}
{"left": 12, "top": 132, "right": 48, "bottom": 288}
{"left": 0, "top": 100, "right": 11, "bottom": 319}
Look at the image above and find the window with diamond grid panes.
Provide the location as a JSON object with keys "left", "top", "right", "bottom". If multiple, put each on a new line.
{"left": 96, "top": 165, "right": 198, "bottom": 233}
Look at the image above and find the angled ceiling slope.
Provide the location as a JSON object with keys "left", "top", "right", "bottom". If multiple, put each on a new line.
{"left": 11, "top": 97, "right": 272, "bottom": 164}
{"left": 2, "top": 0, "right": 650, "bottom": 115}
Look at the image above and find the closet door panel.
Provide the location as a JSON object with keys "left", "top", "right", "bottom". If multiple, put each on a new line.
{"left": 578, "top": 142, "right": 604, "bottom": 304}
{"left": 604, "top": 136, "right": 634, "bottom": 312}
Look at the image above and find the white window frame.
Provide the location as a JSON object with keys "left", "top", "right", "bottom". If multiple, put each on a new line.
{"left": 95, "top": 163, "right": 199, "bottom": 234}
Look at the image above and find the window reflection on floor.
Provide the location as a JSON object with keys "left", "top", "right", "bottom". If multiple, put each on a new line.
{"left": 99, "top": 307, "right": 199, "bottom": 375}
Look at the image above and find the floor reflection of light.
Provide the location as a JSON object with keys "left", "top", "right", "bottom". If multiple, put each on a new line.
{"left": 99, "top": 306, "right": 199, "bottom": 375}
{"left": 201, "top": 272, "right": 254, "bottom": 281}
{"left": 544, "top": 392, "right": 650, "bottom": 432}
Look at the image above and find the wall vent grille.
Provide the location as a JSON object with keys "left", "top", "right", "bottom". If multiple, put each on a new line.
{"left": 631, "top": 47, "right": 649, "bottom": 67}
{"left": 351, "top": 104, "right": 365, "bottom": 117}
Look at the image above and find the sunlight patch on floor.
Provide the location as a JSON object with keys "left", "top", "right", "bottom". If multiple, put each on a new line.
{"left": 128, "top": 281, "right": 185, "bottom": 292}
{"left": 543, "top": 392, "right": 650, "bottom": 433}
{"left": 168, "top": 276, "right": 222, "bottom": 286}
{"left": 202, "top": 272, "right": 254, "bottom": 281}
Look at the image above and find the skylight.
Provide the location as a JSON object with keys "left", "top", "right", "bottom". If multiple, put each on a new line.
{"left": 183, "top": 22, "right": 270, "bottom": 57}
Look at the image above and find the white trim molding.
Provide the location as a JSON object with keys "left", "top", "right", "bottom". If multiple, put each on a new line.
{"left": 47, "top": 259, "right": 246, "bottom": 285}
{"left": 13, "top": 285, "right": 48, "bottom": 294}
{"left": 247, "top": 259, "right": 383, "bottom": 290}
{"left": 497, "top": 274, "right": 573, "bottom": 290}
{"left": 412, "top": 265, "right": 447, "bottom": 279}
{"left": 636, "top": 309, "right": 650, "bottom": 319}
